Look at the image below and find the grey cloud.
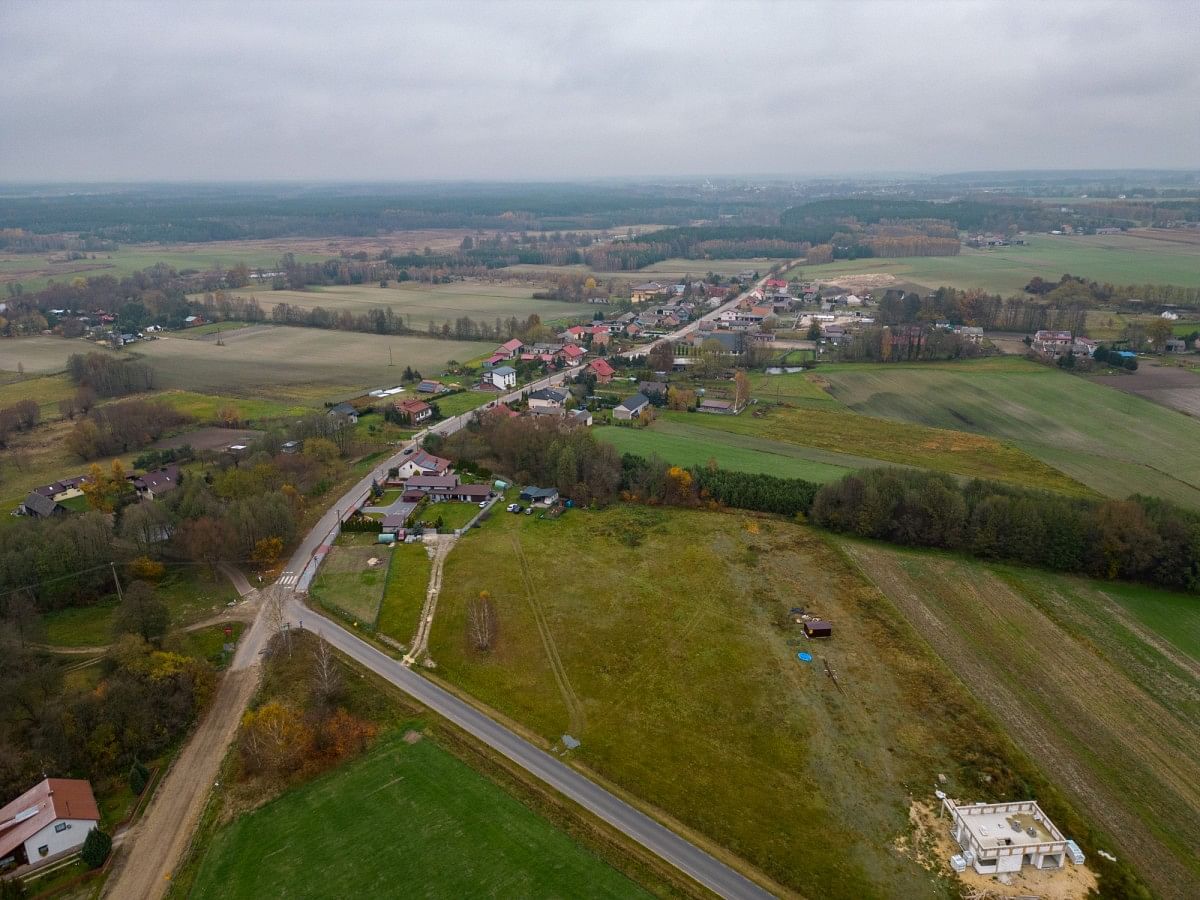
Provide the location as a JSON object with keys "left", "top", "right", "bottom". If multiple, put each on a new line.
{"left": 0, "top": 0, "right": 1197, "bottom": 180}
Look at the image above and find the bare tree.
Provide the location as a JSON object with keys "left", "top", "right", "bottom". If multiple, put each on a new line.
{"left": 467, "top": 591, "right": 496, "bottom": 651}
{"left": 265, "top": 587, "right": 292, "bottom": 654}
{"left": 311, "top": 634, "right": 342, "bottom": 708}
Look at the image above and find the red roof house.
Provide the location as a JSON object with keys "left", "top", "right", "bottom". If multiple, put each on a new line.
{"left": 0, "top": 778, "right": 100, "bottom": 868}
{"left": 588, "top": 358, "right": 616, "bottom": 382}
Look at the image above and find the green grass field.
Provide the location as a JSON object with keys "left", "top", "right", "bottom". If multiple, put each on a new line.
{"left": 220, "top": 280, "right": 582, "bottom": 329}
{"left": 421, "top": 501, "right": 482, "bottom": 532}
{"left": 189, "top": 730, "right": 644, "bottom": 900}
{"left": 649, "top": 401, "right": 1088, "bottom": 494}
{"left": 309, "top": 534, "right": 389, "bottom": 625}
{"left": 40, "top": 570, "right": 240, "bottom": 647}
{"left": 597, "top": 420, "right": 856, "bottom": 482}
{"left": 843, "top": 540, "right": 1200, "bottom": 898}
{"left": 816, "top": 357, "right": 1200, "bottom": 508}
{"left": 429, "top": 389, "right": 494, "bottom": 418}
{"left": 376, "top": 542, "right": 432, "bottom": 642}
{"left": 425, "top": 504, "right": 1094, "bottom": 898}
{"left": 786, "top": 233, "right": 1200, "bottom": 294}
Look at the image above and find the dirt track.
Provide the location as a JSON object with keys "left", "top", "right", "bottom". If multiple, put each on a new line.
{"left": 103, "top": 667, "right": 260, "bottom": 900}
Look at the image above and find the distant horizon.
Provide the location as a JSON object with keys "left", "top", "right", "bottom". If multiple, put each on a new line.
{"left": 2, "top": 1, "right": 1197, "bottom": 181}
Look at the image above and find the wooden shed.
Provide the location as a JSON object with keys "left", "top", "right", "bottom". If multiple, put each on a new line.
{"left": 804, "top": 619, "right": 832, "bottom": 639}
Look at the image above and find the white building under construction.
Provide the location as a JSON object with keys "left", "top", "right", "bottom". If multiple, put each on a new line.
{"left": 942, "top": 798, "right": 1071, "bottom": 875}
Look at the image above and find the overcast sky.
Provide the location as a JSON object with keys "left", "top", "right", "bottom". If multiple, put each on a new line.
{"left": 2, "top": 0, "right": 1197, "bottom": 181}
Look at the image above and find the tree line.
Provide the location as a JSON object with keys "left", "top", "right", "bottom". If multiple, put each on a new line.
{"left": 67, "top": 352, "right": 154, "bottom": 397}
{"left": 810, "top": 468, "right": 1200, "bottom": 591}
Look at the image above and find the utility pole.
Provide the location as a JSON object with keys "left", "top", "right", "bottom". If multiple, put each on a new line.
{"left": 388, "top": 346, "right": 394, "bottom": 366}
{"left": 110, "top": 561, "right": 124, "bottom": 602}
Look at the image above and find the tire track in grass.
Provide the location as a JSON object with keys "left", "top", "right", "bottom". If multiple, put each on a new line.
{"left": 510, "top": 534, "right": 585, "bottom": 738}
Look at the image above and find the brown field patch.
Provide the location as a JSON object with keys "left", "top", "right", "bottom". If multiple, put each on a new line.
{"left": 842, "top": 541, "right": 1200, "bottom": 899}
{"left": 1087, "top": 362, "right": 1200, "bottom": 418}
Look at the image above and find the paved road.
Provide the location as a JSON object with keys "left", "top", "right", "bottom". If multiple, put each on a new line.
{"left": 112, "top": 367, "right": 776, "bottom": 898}
{"left": 621, "top": 263, "right": 801, "bottom": 360}
{"left": 291, "top": 601, "right": 775, "bottom": 900}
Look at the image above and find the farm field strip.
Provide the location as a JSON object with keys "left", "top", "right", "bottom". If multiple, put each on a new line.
{"left": 653, "top": 405, "right": 1088, "bottom": 494}
{"left": 841, "top": 540, "right": 1200, "bottom": 899}
{"left": 815, "top": 358, "right": 1200, "bottom": 506}
{"left": 189, "top": 731, "right": 645, "bottom": 899}
{"left": 376, "top": 542, "right": 433, "bottom": 643}
{"left": 219, "top": 281, "right": 581, "bottom": 328}
{"left": 787, "top": 233, "right": 1200, "bottom": 294}
{"left": 597, "top": 419, "right": 859, "bottom": 482}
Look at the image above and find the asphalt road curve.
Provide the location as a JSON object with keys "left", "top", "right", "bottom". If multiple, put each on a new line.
{"left": 298, "top": 602, "right": 775, "bottom": 900}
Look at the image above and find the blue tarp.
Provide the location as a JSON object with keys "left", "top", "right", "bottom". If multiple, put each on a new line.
{"left": 797, "top": 652, "right": 813, "bottom": 662}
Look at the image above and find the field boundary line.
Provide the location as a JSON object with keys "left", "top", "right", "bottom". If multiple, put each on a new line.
{"left": 509, "top": 534, "right": 585, "bottom": 736}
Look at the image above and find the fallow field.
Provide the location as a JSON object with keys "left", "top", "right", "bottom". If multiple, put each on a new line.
{"left": 842, "top": 540, "right": 1200, "bottom": 899}
{"left": 815, "top": 357, "right": 1200, "bottom": 509}
{"left": 786, "top": 231, "right": 1200, "bottom": 294}
{"left": 220, "top": 280, "right": 583, "bottom": 329}
{"left": 426, "top": 505, "right": 1114, "bottom": 899}
{"left": 134, "top": 326, "right": 486, "bottom": 401}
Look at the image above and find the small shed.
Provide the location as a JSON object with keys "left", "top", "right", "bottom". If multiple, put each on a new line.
{"left": 804, "top": 619, "right": 832, "bottom": 639}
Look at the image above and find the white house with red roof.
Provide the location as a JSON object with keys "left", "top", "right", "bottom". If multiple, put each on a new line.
{"left": 497, "top": 338, "right": 524, "bottom": 359}
{"left": 557, "top": 344, "right": 585, "bottom": 365}
{"left": 393, "top": 449, "right": 452, "bottom": 480}
{"left": 0, "top": 778, "right": 100, "bottom": 869}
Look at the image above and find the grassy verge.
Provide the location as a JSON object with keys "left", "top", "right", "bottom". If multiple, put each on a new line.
{"left": 376, "top": 542, "right": 432, "bottom": 642}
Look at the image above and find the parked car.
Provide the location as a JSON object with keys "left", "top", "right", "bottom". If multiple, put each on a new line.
{"left": 478, "top": 500, "right": 489, "bottom": 508}
{"left": 506, "top": 503, "right": 522, "bottom": 513}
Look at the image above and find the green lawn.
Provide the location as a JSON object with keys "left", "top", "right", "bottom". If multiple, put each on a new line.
{"left": 41, "top": 570, "right": 239, "bottom": 647}
{"left": 430, "top": 389, "right": 494, "bottom": 418}
{"left": 787, "top": 233, "right": 1200, "bottom": 294}
{"left": 843, "top": 540, "right": 1199, "bottom": 898}
{"left": 426, "top": 505, "right": 1074, "bottom": 898}
{"left": 189, "top": 731, "right": 645, "bottom": 900}
{"left": 309, "top": 540, "right": 388, "bottom": 626}
{"left": 419, "top": 501, "right": 483, "bottom": 532}
{"left": 376, "top": 542, "right": 432, "bottom": 642}
{"left": 816, "top": 357, "right": 1200, "bottom": 508}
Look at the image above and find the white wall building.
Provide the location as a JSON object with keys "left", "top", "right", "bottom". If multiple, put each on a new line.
{"left": 942, "top": 798, "right": 1068, "bottom": 875}
{"left": 0, "top": 778, "right": 100, "bottom": 870}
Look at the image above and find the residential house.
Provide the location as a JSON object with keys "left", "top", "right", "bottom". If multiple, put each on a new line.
{"left": 527, "top": 388, "right": 568, "bottom": 410}
{"left": 417, "top": 380, "right": 448, "bottom": 394}
{"left": 557, "top": 343, "right": 585, "bottom": 365}
{"left": 31, "top": 476, "right": 89, "bottom": 504}
{"left": 483, "top": 352, "right": 508, "bottom": 368}
{"left": 328, "top": 402, "right": 359, "bottom": 424}
{"left": 571, "top": 408, "right": 594, "bottom": 427}
{"left": 590, "top": 327, "right": 611, "bottom": 347}
{"left": 1031, "top": 330, "right": 1075, "bottom": 355}
{"left": 18, "top": 492, "right": 64, "bottom": 518}
{"left": 519, "top": 486, "right": 559, "bottom": 505}
{"left": 497, "top": 338, "right": 524, "bottom": 359}
{"left": 485, "top": 402, "right": 520, "bottom": 419}
{"left": 561, "top": 325, "right": 589, "bottom": 343}
{"left": 588, "top": 358, "right": 616, "bottom": 383}
{"left": 129, "top": 465, "right": 180, "bottom": 501}
{"left": 394, "top": 449, "right": 452, "bottom": 480}
{"left": 0, "top": 778, "right": 100, "bottom": 870}
{"left": 394, "top": 398, "right": 433, "bottom": 425}
{"left": 487, "top": 366, "right": 517, "bottom": 390}
{"left": 613, "top": 393, "right": 650, "bottom": 421}
{"left": 183, "top": 315, "right": 206, "bottom": 327}
{"left": 639, "top": 381, "right": 668, "bottom": 399}
{"left": 631, "top": 282, "right": 668, "bottom": 303}
{"left": 404, "top": 474, "right": 492, "bottom": 503}
{"left": 942, "top": 798, "right": 1068, "bottom": 876}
